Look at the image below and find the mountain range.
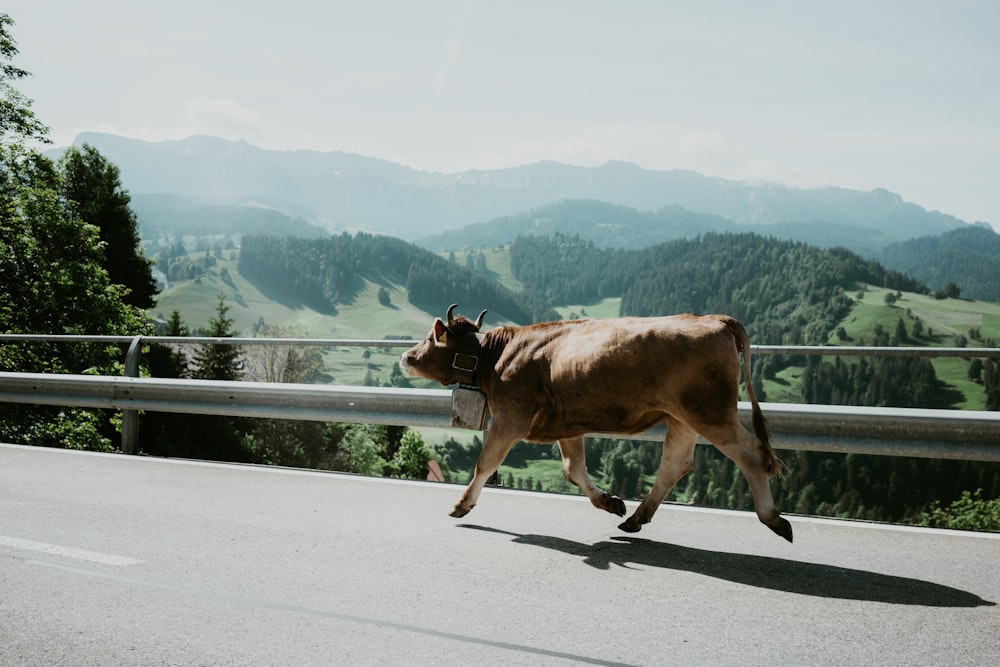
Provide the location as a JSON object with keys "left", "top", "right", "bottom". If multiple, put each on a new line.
{"left": 55, "top": 132, "right": 976, "bottom": 245}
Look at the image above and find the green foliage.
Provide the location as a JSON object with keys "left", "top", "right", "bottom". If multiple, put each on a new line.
{"left": 390, "top": 430, "right": 436, "bottom": 479}
{"left": 985, "top": 359, "right": 1000, "bottom": 412}
{"left": 58, "top": 144, "right": 157, "bottom": 308}
{"left": 801, "top": 355, "right": 948, "bottom": 408}
{"left": 192, "top": 293, "right": 244, "bottom": 381}
{"left": 879, "top": 226, "right": 1000, "bottom": 301}
{"left": 0, "top": 152, "right": 150, "bottom": 346}
{"left": 16, "top": 407, "right": 114, "bottom": 452}
{"left": 0, "top": 14, "right": 48, "bottom": 144}
{"left": 330, "top": 426, "right": 390, "bottom": 476}
{"left": 921, "top": 490, "right": 1000, "bottom": 532}
{"left": 601, "top": 444, "right": 644, "bottom": 499}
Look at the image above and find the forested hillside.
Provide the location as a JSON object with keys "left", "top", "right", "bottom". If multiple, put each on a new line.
{"left": 420, "top": 199, "right": 1000, "bottom": 294}
{"left": 878, "top": 226, "right": 1000, "bottom": 301}
{"left": 510, "top": 232, "right": 924, "bottom": 344}
{"left": 237, "top": 233, "right": 554, "bottom": 323}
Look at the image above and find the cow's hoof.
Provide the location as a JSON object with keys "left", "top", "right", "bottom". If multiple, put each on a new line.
{"left": 601, "top": 494, "right": 626, "bottom": 517}
{"left": 449, "top": 504, "right": 474, "bottom": 518}
{"left": 617, "top": 518, "right": 642, "bottom": 533}
{"left": 769, "top": 517, "right": 793, "bottom": 543}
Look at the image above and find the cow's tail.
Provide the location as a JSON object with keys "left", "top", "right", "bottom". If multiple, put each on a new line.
{"left": 722, "top": 317, "right": 784, "bottom": 479}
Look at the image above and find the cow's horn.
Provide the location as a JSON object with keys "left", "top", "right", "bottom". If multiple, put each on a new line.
{"left": 475, "top": 309, "right": 487, "bottom": 330}
{"left": 446, "top": 303, "right": 459, "bottom": 325}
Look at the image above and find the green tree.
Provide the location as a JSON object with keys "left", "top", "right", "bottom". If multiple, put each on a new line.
{"left": 0, "top": 14, "right": 48, "bottom": 144}
{"left": 58, "top": 144, "right": 157, "bottom": 308}
{"left": 172, "top": 296, "right": 257, "bottom": 462}
{"left": 921, "top": 489, "right": 1000, "bottom": 531}
{"left": 391, "top": 430, "right": 435, "bottom": 479}
{"left": 192, "top": 293, "right": 244, "bottom": 381}
{"left": 332, "top": 426, "right": 389, "bottom": 476}
{"left": 165, "top": 310, "right": 189, "bottom": 336}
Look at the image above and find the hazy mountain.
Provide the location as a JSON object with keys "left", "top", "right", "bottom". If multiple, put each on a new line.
{"left": 55, "top": 133, "right": 972, "bottom": 244}
{"left": 131, "top": 193, "right": 329, "bottom": 240}
{"left": 418, "top": 200, "right": 738, "bottom": 251}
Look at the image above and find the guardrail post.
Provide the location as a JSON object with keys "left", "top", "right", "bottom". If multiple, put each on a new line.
{"left": 121, "top": 336, "right": 143, "bottom": 454}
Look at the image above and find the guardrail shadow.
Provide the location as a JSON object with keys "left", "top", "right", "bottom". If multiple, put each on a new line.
{"left": 458, "top": 525, "right": 995, "bottom": 608}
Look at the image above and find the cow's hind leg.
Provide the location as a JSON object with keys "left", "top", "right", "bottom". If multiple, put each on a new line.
{"left": 702, "top": 420, "right": 793, "bottom": 542}
{"left": 557, "top": 436, "right": 626, "bottom": 517}
{"left": 619, "top": 417, "right": 698, "bottom": 533}
{"left": 450, "top": 422, "right": 521, "bottom": 518}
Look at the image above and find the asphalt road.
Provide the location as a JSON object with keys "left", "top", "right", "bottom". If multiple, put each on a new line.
{"left": 2, "top": 442, "right": 998, "bottom": 666}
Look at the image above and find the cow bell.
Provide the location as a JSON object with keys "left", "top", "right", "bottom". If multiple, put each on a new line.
{"left": 451, "top": 386, "right": 489, "bottom": 431}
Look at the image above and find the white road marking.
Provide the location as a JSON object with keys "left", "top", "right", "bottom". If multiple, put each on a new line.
{"left": 0, "top": 535, "right": 142, "bottom": 566}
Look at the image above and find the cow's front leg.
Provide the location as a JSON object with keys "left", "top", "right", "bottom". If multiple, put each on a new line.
{"left": 450, "top": 423, "right": 521, "bottom": 518}
{"left": 557, "top": 436, "right": 626, "bottom": 517}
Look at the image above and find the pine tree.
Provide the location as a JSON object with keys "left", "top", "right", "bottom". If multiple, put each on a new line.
{"left": 192, "top": 293, "right": 243, "bottom": 381}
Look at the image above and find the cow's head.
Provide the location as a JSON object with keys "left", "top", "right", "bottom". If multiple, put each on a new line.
{"left": 400, "top": 304, "right": 487, "bottom": 385}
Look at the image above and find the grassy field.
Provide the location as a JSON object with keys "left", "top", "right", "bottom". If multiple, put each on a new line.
{"left": 152, "top": 255, "right": 432, "bottom": 339}
{"left": 448, "top": 246, "right": 526, "bottom": 294}
{"left": 555, "top": 297, "right": 622, "bottom": 320}
{"left": 821, "top": 284, "right": 1000, "bottom": 410}
{"left": 833, "top": 285, "right": 1000, "bottom": 344}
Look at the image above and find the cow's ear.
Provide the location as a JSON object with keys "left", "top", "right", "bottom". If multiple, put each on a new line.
{"left": 433, "top": 318, "right": 450, "bottom": 344}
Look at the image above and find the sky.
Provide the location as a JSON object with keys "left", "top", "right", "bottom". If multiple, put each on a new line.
{"left": 6, "top": 1, "right": 1000, "bottom": 228}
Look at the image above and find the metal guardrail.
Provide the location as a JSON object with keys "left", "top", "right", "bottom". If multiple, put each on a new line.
{"left": 2, "top": 335, "right": 999, "bottom": 461}
{"left": 1, "top": 371, "right": 998, "bottom": 462}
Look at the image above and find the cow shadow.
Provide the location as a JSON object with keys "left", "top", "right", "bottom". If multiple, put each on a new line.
{"left": 457, "top": 524, "right": 995, "bottom": 608}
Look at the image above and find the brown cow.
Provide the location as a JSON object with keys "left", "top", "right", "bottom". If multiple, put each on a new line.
{"left": 400, "top": 305, "right": 792, "bottom": 542}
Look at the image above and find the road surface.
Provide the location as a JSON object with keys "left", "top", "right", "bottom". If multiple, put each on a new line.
{"left": 1, "top": 443, "right": 997, "bottom": 666}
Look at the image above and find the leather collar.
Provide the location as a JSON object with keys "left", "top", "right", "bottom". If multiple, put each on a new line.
{"left": 452, "top": 332, "right": 485, "bottom": 386}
